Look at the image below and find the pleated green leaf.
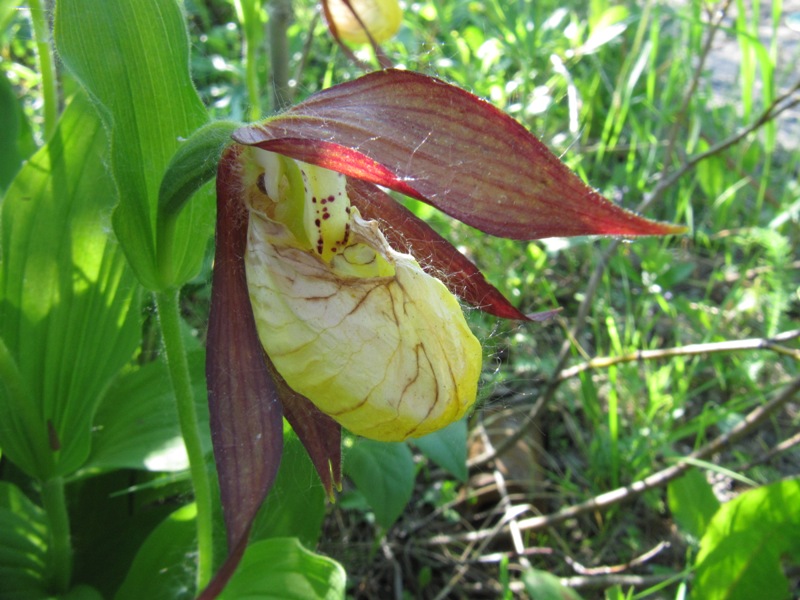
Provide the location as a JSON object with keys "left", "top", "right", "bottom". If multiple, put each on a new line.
{"left": 667, "top": 469, "right": 720, "bottom": 541}
{"left": 0, "top": 482, "right": 49, "bottom": 598}
{"left": 0, "top": 95, "right": 140, "bottom": 479}
{"left": 83, "top": 352, "right": 209, "bottom": 475}
{"left": 54, "top": 0, "right": 212, "bottom": 291}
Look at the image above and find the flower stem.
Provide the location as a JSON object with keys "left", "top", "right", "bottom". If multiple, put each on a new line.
{"left": 155, "top": 290, "right": 214, "bottom": 591}
{"left": 268, "top": 0, "right": 293, "bottom": 112}
{"left": 41, "top": 476, "right": 71, "bottom": 593}
{"left": 234, "top": 0, "right": 263, "bottom": 121}
{"left": 28, "top": 0, "right": 59, "bottom": 140}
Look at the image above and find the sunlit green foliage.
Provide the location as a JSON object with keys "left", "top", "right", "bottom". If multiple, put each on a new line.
{"left": 1, "top": 0, "right": 798, "bottom": 598}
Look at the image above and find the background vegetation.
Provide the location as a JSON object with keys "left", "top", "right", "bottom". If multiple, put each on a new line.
{"left": 1, "top": 0, "right": 798, "bottom": 598}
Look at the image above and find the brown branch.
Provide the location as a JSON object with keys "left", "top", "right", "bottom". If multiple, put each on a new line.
{"left": 649, "top": 77, "right": 800, "bottom": 205}
{"left": 739, "top": 430, "right": 800, "bottom": 471}
{"left": 660, "top": 0, "right": 734, "bottom": 177}
{"left": 559, "top": 572, "right": 686, "bottom": 590}
{"left": 563, "top": 541, "right": 670, "bottom": 576}
{"left": 470, "top": 74, "right": 800, "bottom": 471}
{"left": 447, "top": 375, "right": 800, "bottom": 544}
{"left": 556, "top": 329, "right": 800, "bottom": 381}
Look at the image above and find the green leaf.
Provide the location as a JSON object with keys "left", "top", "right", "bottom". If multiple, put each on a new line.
{"left": 114, "top": 504, "right": 198, "bottom": 600}
{"left": 0, "top": 94, "right": 140, "bottom": 479}
{"left": 61, "top": 585, "right": 104, "bottom": 600}
{"left": 604, "top": 584, "right": 633, "bottom": 600}
{"left": 250, "top": 425, "right": 326, "bottom": 548}
{"left": 218, "top": 538, "right": 345, "bottom": 600}
{"left": 668, "top": 469, "right": 720, "bottom": 540}
{"left": 0, "top": 0, "right": 20, "bottom": 35}
{"left": 0, "top": 70, "right": 35, "bottom": 194}
{"left": 343, "top": 439, "right": 415, "bottom": 528}
{"left": 411, "top": 418, "right": 468, "bottom": 482}
{"left": 521, "top": 568, "right": 584, "bottom": 600}
{"left": 54, "top": 0, "right": 212, "bottom": 290}
{"left": 0, "top": 482, "right": 49, "bottom": 598}
{"left": 693, "top": 478, "right": 800, "bottom": 600}
{"left": 69, "top": 471, "right": 179, "bottom": 598}
{"left": 582, "top": 5, "right": 629, "bottom": 54}
{"left": 82, "top": 352, "right": 209, "bottom": 475}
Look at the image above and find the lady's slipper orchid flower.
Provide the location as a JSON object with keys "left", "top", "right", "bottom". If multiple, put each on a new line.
{"left": 203, "top": 69, "right": 684, "bottom": 593}
{"left": 243, "top": 149, "right": 482, "bottom": 442}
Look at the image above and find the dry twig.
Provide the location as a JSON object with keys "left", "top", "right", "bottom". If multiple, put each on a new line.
{"left": 556, "top": 329, "right": 800, "bottom": 381}
{"left": 469, "top": 12, "right": 800, "bottom": 469}
{"left": 439, "top": 374, "right": 800, "bottom": 545}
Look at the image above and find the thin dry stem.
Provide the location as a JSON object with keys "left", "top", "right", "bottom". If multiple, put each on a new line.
{"left": 660, "top": 0, "right": 734, "bottom": 177}
{"left": 469, "top": 71, "right": 800, "bottom": 472}
{"left": 564, "top": 541, "right": 670, "bottom": 576}
{"left": 443, "top": 374, "right": 800, "bottom": 545}
{"left": 556, "top": 329, "right": 800, "bottom": 381}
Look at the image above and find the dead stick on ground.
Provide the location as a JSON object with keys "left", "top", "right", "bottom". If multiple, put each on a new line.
{"left": 469, "top": 75, "right": 800, "bottom": 471}
{"left": 557, "top": 329, "right": 800, "bottom": 381}
{"left": 445, "top": 374, "right": 800, "bottom": 544}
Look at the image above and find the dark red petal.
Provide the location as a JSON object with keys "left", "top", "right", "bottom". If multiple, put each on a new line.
{"left": 265, "top": 355, "right": 342, "bottom": 500}
{"left": 206, "top": 146, "right": 283, "bottom": 555}
{"left": 234, "top": 69, "right": 686, "bottom": 241}
{"left": 347, "top": 178, "right": 539, "bottom": 320}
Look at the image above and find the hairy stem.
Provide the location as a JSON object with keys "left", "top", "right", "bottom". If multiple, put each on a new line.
{"left": 28, "top": 0, "right": 58, "bottom": 139}
{"left": 268, "top": 0, "right": 293, "bottom": 112}
{"left": 155, "top": 290, "right": 214, "bottom": 590}
{"left": 234, "top": 0, "right": 264, "bottom": 121}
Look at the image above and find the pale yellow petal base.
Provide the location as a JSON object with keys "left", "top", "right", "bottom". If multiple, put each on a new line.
{"left": 246, "top": 209, "right": 481, "bottom": 441}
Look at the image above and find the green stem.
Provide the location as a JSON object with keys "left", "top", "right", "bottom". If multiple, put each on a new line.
{"left": 268, "top": 0, "right": 292, "bottom": 112}
{"left": 234, "top": 0, "right": 263, "bottom": 120}
{"left": 155, "top": 290, "right": 214, "bottom": 591}
{"left": 41, "top": 476, "right": 71, "bottom": 593}
{"left": 244, "top": 17, "right": 261, "bottom": 121}
{"left": 28, "top": 0, "right": 58, "bottom": 139}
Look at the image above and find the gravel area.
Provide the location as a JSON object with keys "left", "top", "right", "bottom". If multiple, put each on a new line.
{"left": 705, "top": 1, "right": 800, "bottom": 151}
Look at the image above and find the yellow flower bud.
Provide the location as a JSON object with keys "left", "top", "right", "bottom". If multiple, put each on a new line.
{"left": 326, "top": 0, "right": 402, "bottom": 44}
{"left": 244, "top": 149, "right": 481, "bottom": 441}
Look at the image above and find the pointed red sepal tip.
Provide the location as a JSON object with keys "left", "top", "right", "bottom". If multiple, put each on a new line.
{"left": 232, "top": 69, "right": 687, "bottom": 242}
